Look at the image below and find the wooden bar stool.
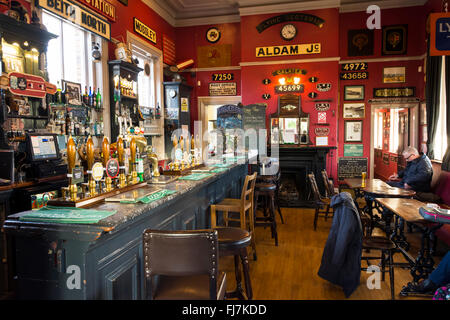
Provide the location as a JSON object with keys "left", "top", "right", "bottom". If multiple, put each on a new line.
{"left": 210, "top": 172, "right": 257, "bottom": 299}
{"left": 254, "top": 182, "right": 279, "bottom": 246}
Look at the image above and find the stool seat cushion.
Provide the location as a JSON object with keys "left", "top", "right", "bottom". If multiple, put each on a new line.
{"left": 215, "top": 227, "right": 251, "bottom": 249}
{"left": 255, "top": 183, "right": 276, "bottom": 192}
{"left": 363, "top": 236, "right": 395, "bottom": 250}
{"left": 154, "top": 272, "right": 227, "bottom": 300}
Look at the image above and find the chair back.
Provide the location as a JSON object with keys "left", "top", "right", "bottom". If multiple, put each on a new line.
{"left": 321, "top": 170, "right": 336, "bottom": 197}
{"left": 143, "top": 229, "right": 219, "bottom": 299}
{"left": 308, "top": 173, "right": 322, "bottom": 203}
{"left": 240, "top": 172, "right": 257, "bottom": 208}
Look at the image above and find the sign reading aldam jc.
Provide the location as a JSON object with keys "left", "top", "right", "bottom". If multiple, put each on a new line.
{"left": 38, "top": 0, "right": 111, "bottom": 40}
{"left": 430, "top": 12, "right": 450, "bottom": 56}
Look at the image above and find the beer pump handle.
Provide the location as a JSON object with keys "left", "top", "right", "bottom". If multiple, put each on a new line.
{"left": 117, "top": 136, "right": 124, "bottom": 166}
{"left": 102, "top": 137, "right": 110, "bottom": 167}
{"left": 86, "top": 136, "right": 95, "bottom": 170}
{"left": 130, "top": 137, "right": 136, "bottom": 162}
{"left": 67, "top": 136, "right": 76, "bottom": 177}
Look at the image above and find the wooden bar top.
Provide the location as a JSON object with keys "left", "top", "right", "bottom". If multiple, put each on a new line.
{"left": 375, "top": 198, "right": 426, "bottom": 222}
{"left": 0, "top": 174, "right": 68, "bottom": 192}
{"left": 344, "top": 178, "right": 415, "bottom": 197}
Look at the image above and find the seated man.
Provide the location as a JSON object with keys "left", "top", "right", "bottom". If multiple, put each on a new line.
{"left": 387, "top": 146, "right": 433, "bottom": 192}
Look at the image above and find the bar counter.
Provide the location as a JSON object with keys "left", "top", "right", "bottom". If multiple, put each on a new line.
{"left": 4, "top": 163, "right": 247, "bottom": 300}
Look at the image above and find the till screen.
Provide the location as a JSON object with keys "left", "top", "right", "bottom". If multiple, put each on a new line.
{"left": 30, "top": 136, "right": 58, "bottom": 160}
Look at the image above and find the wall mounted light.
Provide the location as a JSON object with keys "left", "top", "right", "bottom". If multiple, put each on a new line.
{"left": 278, "top": 77, "right": 286, "bottom": 85}
{"left": 293, "top": 77, "right": 301, "bottom": 84}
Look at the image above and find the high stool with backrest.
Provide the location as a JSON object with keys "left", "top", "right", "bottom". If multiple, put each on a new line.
{"left": 254, "top": 180, "right": 279, "bottom": 246}
{"left": 210, "top": 172, "right": 257, "bottom": 299}
{"left": 308, "top": 173, "right": 333, "bottom": 230}
{"left": 142, "top": 229, "right": 227, "bottom": 300}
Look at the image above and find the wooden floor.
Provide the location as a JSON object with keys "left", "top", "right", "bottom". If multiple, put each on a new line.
{"left": 220, "top": 207, "right": 447, "bottom": 300}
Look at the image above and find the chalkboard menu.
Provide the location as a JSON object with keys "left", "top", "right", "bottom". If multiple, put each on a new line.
{"left": 338, "top": 157, "right": 368, "bottom": 180}
{"left": 243, "top": 104, "right": 266, "bottom": 132}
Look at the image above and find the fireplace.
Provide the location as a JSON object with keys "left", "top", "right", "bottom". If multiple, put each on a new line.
{"left": 270, "top": 147, "right": 336, "bottom": 207}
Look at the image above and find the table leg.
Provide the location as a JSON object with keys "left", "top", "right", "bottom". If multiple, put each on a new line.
{"left": 410, "top": 224, "right": 441, "bottom": 282}
{"left": 390, "top": 216, "right": 410, "bottom": 251}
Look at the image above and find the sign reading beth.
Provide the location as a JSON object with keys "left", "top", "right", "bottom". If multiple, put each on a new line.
{"left": 38, "top": 0, "right": 110, "bottom": 40}
{"left": 256, "top": 43, "right": 321, "bottom": 57}
{"left": 430, "top": 12, "right": 450, "bottom": 56}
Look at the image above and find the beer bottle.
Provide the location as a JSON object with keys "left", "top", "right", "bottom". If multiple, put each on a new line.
{"left": 96, "top": 88, "right": 102, "bottom": 110}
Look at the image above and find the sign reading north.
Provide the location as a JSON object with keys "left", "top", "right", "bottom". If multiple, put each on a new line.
{"left": 430, "top": 12, "right": 450, "bottom": 56}
{"left": 256, "top": 43, "right": 321, "bottom": 57}
{"left": 38, "top": 0, "right": 111, "bottom": 40}
{"left": 134, "top": 18, "right": 156, "bottom": 44}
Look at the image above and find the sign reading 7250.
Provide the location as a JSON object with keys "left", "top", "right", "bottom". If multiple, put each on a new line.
{"left": 212, "top": 73, "right": 234, "bottom": 81}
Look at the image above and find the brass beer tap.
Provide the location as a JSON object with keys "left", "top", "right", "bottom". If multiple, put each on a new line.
{"left": 67, "top": 136, "right": 78, "bottom": 201}
{"left": 117, "top": 136, "right": 127, "bottom": 188}
{"left": 86, "top": 136, "right": 97, "bottom": 197}
{"left": 102, "top": 137, "right": 113, "bottom": 192}
{"left": 130, "top": 137, "right": 138, "bottom": 184}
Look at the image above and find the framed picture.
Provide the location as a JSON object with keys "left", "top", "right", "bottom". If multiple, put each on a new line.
{"left": 344, "top": 85, "right": 364, "bottom": 100}
{"left": 347, "top": 29, "right": 374, "bottom": 57}
{"left": 344, "top": 120, "right": 363, "bottom": 142}
{"left": 62, "top": 80, "right": 82, "bottom": 106}
{"left": 383, "top": 67, "right": 406, "bottom": 83}
{"left": 382, "top": 25, "right": 407, "bottom": 55}
{"left": 343, "top": 103, "right": 365, "bottom": 119}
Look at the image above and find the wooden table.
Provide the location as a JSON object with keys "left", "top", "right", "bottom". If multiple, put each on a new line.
{"left": 375, "top": 198, "right": 444, "bottom": 283}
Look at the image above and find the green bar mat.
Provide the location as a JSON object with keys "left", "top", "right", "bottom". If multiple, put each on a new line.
{"left": 178, "top": 173, "right": 213, "bottom": 181}
{"left": 19, "top": 206, "right": 117, "bottom": 224}
{"left": 212, "top": 163, "right": 231, "bottom": 168}
{"left": 120, "top": 189, "right": 177, "bottom": 204}
{"left": 211, "top": 167, "right": 228, "bottom": 173}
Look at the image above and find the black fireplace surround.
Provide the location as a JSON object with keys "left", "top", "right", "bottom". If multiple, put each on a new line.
{"left": 269, "top": 146, "right": 336, "bottom": 207}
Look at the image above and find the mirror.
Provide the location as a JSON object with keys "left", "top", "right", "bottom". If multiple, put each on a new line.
{"left": 279, "top": 118, "right": 299, "bottom": 145}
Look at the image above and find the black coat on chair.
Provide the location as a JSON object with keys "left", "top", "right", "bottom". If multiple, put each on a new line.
{"left": 317, "top": 192, "right": 363, "bottom": 297}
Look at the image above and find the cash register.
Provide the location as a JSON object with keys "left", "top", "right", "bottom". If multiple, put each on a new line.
{"left": 25, "top": 133, "right": 67, "bottom": 179}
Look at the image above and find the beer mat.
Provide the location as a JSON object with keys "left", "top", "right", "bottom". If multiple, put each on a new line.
{"left": 178, "top": 173, "right": 213, "bottom": 181}
{"left": 18, "top": 206, "right": 117, "bottom": 224}
{"left": 211, "top": 168, "right": 228, "bottom": 173}
{"left": 211, "top": 164, "right": 231, "bottom": 168}
{"left": 105, "top": 187, "right": 161, "bottom": 202}
{"left": 120, "top": 189, "right": 177, "bottom": 204}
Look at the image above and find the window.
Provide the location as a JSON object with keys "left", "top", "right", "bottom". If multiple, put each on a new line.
{"left": 374, "top": 111, "right": 383, "bottom": 149}
{"left": 434, "top": 56, "right": 448, "bottom": 160}
{"left": 132, "top": 46, "right": 157, "bottom": 108}
{"left": 389, "top": 109, "right": 399, "bottom": 153}
{"left": 42, "top": 12, "right": 98, "bottom": 91}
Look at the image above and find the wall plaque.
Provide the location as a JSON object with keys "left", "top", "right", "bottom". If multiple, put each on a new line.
{"left": 256, "top": 13, "right": 325, "bottom": 33}
{"left": 314, "top": 127, "right": 329, "bottom": 136}
{"left": 315, "top": 103, "right": 330, "bottom": 111}
{"left": 373, "top": 87, "right": 415, "bottom": 98}
{"left": 340, "top": 71, "right": 369, "bottom": 80}
{"left": 338, "top": 157, "right": 368, "bottom": 180}
{"left": 344, "top": 144, "right": 364, "bottom": 157}
{"left": 274, "top": 84, "right": 304, "bottom": 94}
{"left": 209, "top": 82, "right": 237, "bottom": 96}
{"left": 134, "top": 18, "right": 156, "bottom": 44}
{"left": 256, "top": 43, "right": 321, "bottom": 57}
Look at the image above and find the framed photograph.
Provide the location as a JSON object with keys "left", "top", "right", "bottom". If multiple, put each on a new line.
{"left": 344, "top": 85, "right": 364, "bottom": 100}
{"left": 383, "top": 67, "right": 406, "bottom": 83}
{"left": 62, "top": 80, "right": 82, "bottom": 106}
{"left": 343, "top": 103, "right": 365, "bottom": 119}
{"left": 382, "top": 25, "right": 407, "bottom": 55}
{"left": 344, "top": 120, "right": 363, "bottom": 142}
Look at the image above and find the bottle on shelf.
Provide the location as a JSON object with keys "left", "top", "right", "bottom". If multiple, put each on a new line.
{"left": 96, "top": 88, "right": 102, "bottom": 111}
{"left": 56, "top": 81, "right": 62, "bottom": 104}
{"left": 88, "top": 86, "right": 94, "bottom": 107}
{"left": 83, "top": 86, "right": 89, "bottom": 105}
{"left": 65, "top": 111, "right": 71, "bottom": 135}
{"left": 155, "top": 103, "right": 160, "bottom": 119}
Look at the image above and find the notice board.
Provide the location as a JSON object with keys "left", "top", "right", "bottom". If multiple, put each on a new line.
{"left": 242, "top": 103, "right": 266, "bottom": 150}
{"left": 338, "top": 157, "right": 368, "bottom": 180}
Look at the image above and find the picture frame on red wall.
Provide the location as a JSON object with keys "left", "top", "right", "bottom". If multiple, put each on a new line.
{"left": 382, "top": 25, "right": 408, "bottom": 55}
{"left": 344, "top": 120, "right": 363, "bottom": 142}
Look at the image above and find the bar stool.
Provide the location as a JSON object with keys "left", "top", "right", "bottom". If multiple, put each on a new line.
{"left": 254, "top": 182, "right": 279, "bottom": 246}
{"left": 210, "top": 172, "right": 257, "bottom": 299}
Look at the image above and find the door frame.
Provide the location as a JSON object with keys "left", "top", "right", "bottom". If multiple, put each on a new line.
{"left": 369, "top": 101, "right": 419, "bottom": 179}
{"left": 197, "top": 96, "right": 242, "bottom": 152}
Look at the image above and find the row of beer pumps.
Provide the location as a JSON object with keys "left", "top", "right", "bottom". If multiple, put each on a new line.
{"left": 63, "top": 134, "right": 149, "bottom": 202}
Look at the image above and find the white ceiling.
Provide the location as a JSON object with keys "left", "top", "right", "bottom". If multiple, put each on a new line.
{"left": 145, "top": 0, "right": 428, "bottom": 26}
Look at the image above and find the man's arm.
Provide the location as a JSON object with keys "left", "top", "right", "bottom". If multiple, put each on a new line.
{"left": 403, "top": 160, "right": 432, "bottom": 187}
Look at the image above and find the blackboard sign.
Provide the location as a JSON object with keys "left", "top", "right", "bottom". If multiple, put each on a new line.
{"left": 338, "top": 157, "right": 368, "bottom": 180}
{"left": 243, "top": 104, "right": 266, "bottom": 132}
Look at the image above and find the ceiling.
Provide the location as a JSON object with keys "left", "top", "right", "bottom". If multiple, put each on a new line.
{"left": 146, "top": 0, "right": 428, "bottom": 26}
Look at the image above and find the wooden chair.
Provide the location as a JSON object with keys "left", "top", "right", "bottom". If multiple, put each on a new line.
{"left": 321, "top": 170, "right": 338, "bottom": 198}
{"left": 142, "top": 229, "right": 227, "bottom": 300}
{"left": 308, "top": 173, "right": 332, "bottom": 230}
{"left": 359, "top": 212, "right": 397, "bottom": 300}
{"left": 211, "top": 172, "right": 258, "bottom": 260}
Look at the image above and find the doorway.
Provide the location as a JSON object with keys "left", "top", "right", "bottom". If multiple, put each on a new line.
{"left": 369, "top": 101, "right": 419, "bottom": 180}
{"left": 197, "top": 96, "right": 242, "bottom": 157}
